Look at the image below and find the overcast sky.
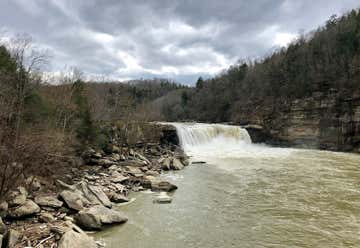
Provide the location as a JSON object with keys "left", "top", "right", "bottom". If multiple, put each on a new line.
{"left": 0, "top": 0, "right": 359, "bottom": 84}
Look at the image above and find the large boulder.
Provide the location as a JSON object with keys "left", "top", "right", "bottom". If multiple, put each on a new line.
{"left": 8, "top": 200, "right": 40, "bottom": 218}
{"left": 60, "top": 190, "right": 88, "bottom": 211}
{"left": 35, "top": 195, "right": 63, "bottom": 208}
{"left": 58, "top": 230, "right": 98, "bottom": 248}
{"left": 58, "top": 180, "right": 112, "bottom": 211}
{"left": 77, "top": 182, "right": 112, "bottom": 208}
{"left": 143, "top": 176, "right": 177, "bottom": 192}
{"left": 75, "top": 205, "right": 128, "bottom": 230}
{"left": 108, "top": 192, "right": 129, "bottom": 204}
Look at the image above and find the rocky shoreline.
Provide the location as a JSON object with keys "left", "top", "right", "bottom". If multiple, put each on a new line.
{"left": 0, "top": 126, "right": 189, "bottom": 247}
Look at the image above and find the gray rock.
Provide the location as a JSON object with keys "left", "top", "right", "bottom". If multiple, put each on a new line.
{"left": 126, "top": 166, "right": 144, "bottom": 177}
{"left": 110, "top": 174, "right": 129, "bottom": 184}
{"left": 39, "top": 212, "right": 55, "bottom": 223}
{"left": 25, "top": 176, "right": 42, "bottom": 191}
{"left": 59, "top": 180, "right": 112, "bottom": 210}
{"left": 75, "top": 205, "right": 127, "bottom": 230}
{"left": 134, "top": 152, "right": 151, "bottom": 165}
{"left": 87, "top": 185, "right": 112, "bottom": 208}
{"left": 58, "top": 230, "right": 97, "bottom": 248}
{"left": 8, "top": 200, "right": 40, "bottom": 218}
{"left": 161, "top": 158, "right": 171, "bottom": 170}
{"left": 0, "top": 201, "right": 8, "bottom": 218}
{"left": 151, "top": 181, "right": 178, "bottom": 192}
{"left": 153, "top": 192, "right": 172, "bottom": 204}
{"left": 143, "top": 176, "right": 178, "bottom": 192}
{"left": 60, "top": 190, "right": 86, "bottom": 211}
{"left": 4, "top": 229, "right": 20, "bottom": 248}
{"left": 8, "top": 187, "right": 28, "bottom": 207}
{"left": 109, "top": 193, "right": 129, "bottom": 203}
{"left": 0, "top": 217, "right": 6, "bottom": 234}
{"left": 35, "top": 195, "right": 63, "bottom": 208}
{"left": 98, "top": 159, "right": 114, "bottom": 167}
{"left": 171, "top": 158, "right": 184, "bottom": 170}
{"left": 112, "top": 146, "right": 121, "bottom": 153}
{"left": 111, "top": 153, "right": 121, "bottom": 161}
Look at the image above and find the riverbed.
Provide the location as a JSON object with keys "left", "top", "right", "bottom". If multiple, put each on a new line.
{"left": 95, "top": 123, "right": 360, "bottom": 247}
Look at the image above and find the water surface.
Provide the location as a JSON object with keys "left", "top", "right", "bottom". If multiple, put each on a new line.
{"left": 95, "top": 123, "right": 360, "bottom": 247}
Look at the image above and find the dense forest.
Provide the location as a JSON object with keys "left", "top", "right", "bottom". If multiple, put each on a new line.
{"left": 155, "top": 9, "right": 360, "bottom": 123}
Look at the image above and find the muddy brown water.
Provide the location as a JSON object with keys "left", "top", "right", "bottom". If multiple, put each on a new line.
{"left": 95, "top": 123, "right": 360, "bottom": 248}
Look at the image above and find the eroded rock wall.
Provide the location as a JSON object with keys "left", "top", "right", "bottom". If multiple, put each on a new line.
{"left": 239, "top": 90, "right": 360, "bottom": 153}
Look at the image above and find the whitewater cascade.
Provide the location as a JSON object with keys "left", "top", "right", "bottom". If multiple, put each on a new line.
{"left": 172, "top": 123, "right": 252, "bottom": 147}
{"left": 170, "top": 123, "right": 293, "bottom": 160}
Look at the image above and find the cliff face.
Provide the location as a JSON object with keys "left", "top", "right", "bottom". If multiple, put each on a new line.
{"left": 239, "top": 90, "right": 360, "bottom": 153}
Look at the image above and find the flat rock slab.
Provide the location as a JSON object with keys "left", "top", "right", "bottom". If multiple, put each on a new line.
{"left": 35, "top": 195, "right": 63, "bottom": 208}
{"left": 8, "top": 200, "right": 40, "bottom": 218}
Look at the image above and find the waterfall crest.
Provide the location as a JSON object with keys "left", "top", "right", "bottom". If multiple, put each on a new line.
{"left": 172, "top": 123, "right": 251, "bottom": 148}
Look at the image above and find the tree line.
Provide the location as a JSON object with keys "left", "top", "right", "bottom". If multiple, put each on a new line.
{"left": 156, "top": 9, "right": 360, "bottom": 123}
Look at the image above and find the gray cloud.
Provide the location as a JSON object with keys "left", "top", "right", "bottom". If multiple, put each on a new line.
{"left": 0, "top": 0, "right": 359, "bottom": 84}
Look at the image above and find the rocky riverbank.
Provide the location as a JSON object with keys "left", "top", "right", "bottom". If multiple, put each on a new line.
{"left": 0, "top": 124, "right": 189, "bottom": 248}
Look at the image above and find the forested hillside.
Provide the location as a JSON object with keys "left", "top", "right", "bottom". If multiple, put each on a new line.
{"left": 157, "top": 9, "right": 360, "bottom": 123}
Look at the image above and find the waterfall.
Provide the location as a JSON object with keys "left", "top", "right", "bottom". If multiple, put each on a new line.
{"left": 172, "top": 123, "right": 252, "bottom": 148}
{"left": 168, "top": 123, "right": 292, "bottom": 160}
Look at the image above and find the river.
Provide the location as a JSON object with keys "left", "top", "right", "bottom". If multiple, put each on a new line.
{"left": 95, "top": 123, "right": 360, "bottom": 248}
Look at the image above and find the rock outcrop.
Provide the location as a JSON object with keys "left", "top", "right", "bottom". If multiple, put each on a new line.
{"left": 238, "top": 90, "right": 360, "bottom": 153}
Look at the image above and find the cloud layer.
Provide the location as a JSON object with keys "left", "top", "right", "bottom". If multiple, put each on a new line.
{"left": 1, "top": 0, "right": 359, "bottom": 84}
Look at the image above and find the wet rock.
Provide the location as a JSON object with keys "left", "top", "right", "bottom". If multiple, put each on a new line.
{"left": 151, "top": 181, "right": 178, "bottom": 192}
{"left": 58, "top": 230, "right": 98, "bottom": 248}
{"left": 154, "top": 192, "right": 172, "bottom": 204}
{"left": 35, "top": 195, "right": 63, "bottom": 208}
{"left": 171, "top": 158, "right": 184, "bottom": 170}
{"left": 75, "top": 205, "right": 128, "bottom": 230}
{"left": 8, "top": 187, "right": 28, "bottom": 207}
{"left": 161, "top": 158, "right": 171, "bottom": 170}
{"left": 143, "top": 176, "right": 177, "bottom": 192}
{"left": 8, "top": 200, "right": 40, "bottom": 218}
{"left": 108, "top": 193, "right": 129, "bottom": 203}
{"left": 39, "top": 212, "right": 55, "bottom": 223}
